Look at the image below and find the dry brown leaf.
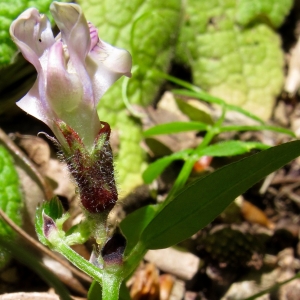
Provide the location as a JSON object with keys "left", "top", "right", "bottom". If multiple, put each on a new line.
{"left": 241, "top": 200, "right": 275, "bottom": 230}
{"left": 159, "top": 274, "right": 175, "bottom": 300}
{"left": 130, "top": 263, "right": 160, "bottom": 300}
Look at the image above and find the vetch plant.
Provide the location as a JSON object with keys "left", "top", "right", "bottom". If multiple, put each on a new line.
{"left": 142, "top": 73, "right": 297, "bottom": 199}
{"left": 10, "top": 2, "right": 300, "bottom": 300}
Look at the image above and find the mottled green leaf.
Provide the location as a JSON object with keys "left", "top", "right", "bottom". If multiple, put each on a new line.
{"left": 141, "top": 140, "right": 300, "bottom": 249}
{"left": 78, "top": 0, "right": 182, "bottom": 194}
{"left": 236, "top": 0, "right": 293, "bottom": 28}
{"left": 176, "top": 0, "right": 293, "bottom": 120}
{"left": 0, "top": 145, "right": 22, "bottom": 268}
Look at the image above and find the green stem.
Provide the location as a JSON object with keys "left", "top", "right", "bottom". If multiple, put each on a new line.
{"left": 243, "top": 272, "right": 300, "bottom": 300}
{"left": 166, "top": 121, "right": 221, "bottom": 199}
{"left": 154, "top": 71, "right": 201, "bottom": 92}
{"left": 102, "top": 272, "right": 122, "bottom": 300}
{"left": 91, "top": 212, "right": 109, "bottom": 247}
{"left": 166, "top": 158, "right": 196, "bottom": 200}
{"left": 53, "top": 239, "right": 103, "bottom": 284}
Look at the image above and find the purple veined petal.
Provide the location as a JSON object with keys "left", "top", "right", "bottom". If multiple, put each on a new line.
{"left": 87, "top": 38, "right": 132, "bottom": 103}
{"left": 46, "top": 41, "right": 83, "bottom": 115}
{"left": 10, "top": 8, "right": 55, "bottom": 71}
{"left": 46, "top": 41, "right": 100, "bottom": 148}
{"left": 16, "top": 78, "right": 54, "bottom": 130}
{"left": 50, "top": 2, "right": 93, "bottom": 106}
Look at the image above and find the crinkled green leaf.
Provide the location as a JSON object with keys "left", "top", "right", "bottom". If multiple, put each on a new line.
{"left": 0, "top": 0, "right": 67, "bottom": 66}
{"left": 141, "top": 140, "right": 300, "bottom": 249}
{"left": 0, "top": 145, "right": 22, "bottom": 268}
{"left": 176, "top": 0, "right": 292, "bottom": 120}
{"left": 236, "top": 0, "right": 293, "bottom": 28}
{"left": 78, "top": 0, "right": 182, "bottom": 194}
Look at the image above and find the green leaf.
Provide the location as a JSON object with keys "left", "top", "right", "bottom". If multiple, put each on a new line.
{"left": 175, "top": 0, "right": 292, "bottom": 120}
{"left": 173, "top": 89, "right": 265, "bottom": 124}
{"left": 220, "top": 125, "right": 296, "bottom": 137}
{"left": 144, "top": 121, "right": 209, "bottom": 137}
{"left": 65, "top": 220, "right": 92, "bottom": 245}
{"left": 196, "top": 140, "right": 270, "bottom": 157}
{"left": 142, "top": 150, "right": 192, "bottom": 184}
{"left": 35, "top": 196, "right": 64, "bottom": 246}
{"left": 78, "top": 0, "right": 182, "bottom": 195}
{"left": 80, "top": 0, "right": 182, "bottom": 106}
{"left": 120, "top": 204, "right": 158, "bottom": 256}
{"left": 175, "top": 98, "right": 214, "bottom": 124}
{"left": 0, "top": 145, "right": 22, "bottom": 268}
{"left": 140, "top": 140, "right": 300, "bottom": 249}
{"left": 236, "top": 0, "right": 293, "bottom": 28}
{"left": 88, "top": 280, "right": 102, "bottom": 300}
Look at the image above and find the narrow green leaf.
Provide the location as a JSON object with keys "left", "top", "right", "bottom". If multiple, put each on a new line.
{"left": 141, "top": 140, "right": 300, "bottom": 249}
{"left": 142, "top": 150, "right": 192, "bottom": 184}
{"left": 144, "top": 122, "right": 209, "bottom": 137}
{"left": 196, "top": 141, "right": 270, "bottom": 157}
{"left": 120, "top": 204, "right": 158, "bottom": 256}
{"left": 220, "top": 125, "right": 296, "bottom": 137}
{"left": 175, "top": 98, "right": 214, "bottom": 124}
{"left": 173, "top": 89, "right": 265, "bottom": 124}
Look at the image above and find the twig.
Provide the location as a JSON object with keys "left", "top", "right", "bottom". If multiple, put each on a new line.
{"left": 0, "top": 128, "right": 53, "bottom": 200}
{"left": 0, "top": 208, "right": 92, "bottom": 284}
{"left": 259, "top": 172, "right": 276, "bottom": 194}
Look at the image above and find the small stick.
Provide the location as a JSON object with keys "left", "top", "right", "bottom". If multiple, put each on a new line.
{"left": 0, "top": 128, "right": 53, "bottom": 200}
{"left": 0, "top": 208, "right": 92, "bottom": 283}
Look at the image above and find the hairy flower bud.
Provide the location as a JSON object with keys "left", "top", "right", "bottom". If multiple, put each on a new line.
{"left": 57, "top": 120, "right": 118, "bottom": 213}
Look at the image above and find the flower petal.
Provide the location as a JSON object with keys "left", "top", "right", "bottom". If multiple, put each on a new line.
{"left": 10, "top": 8, "right": 55, "bottom": 71}
{"left": 46, "top": 41, "right": 82, "bottom": 115}
{"left": 87, "top": 38, "right": 132, "bottom": 102}
{"left": 46, "top": 40, "right": 101, "bottom": 147}
{"left": 16, "top": 78, "right": 53, "bottom": 128}
{"left": 50, "top": 2, "right": 93, "bottom": 105}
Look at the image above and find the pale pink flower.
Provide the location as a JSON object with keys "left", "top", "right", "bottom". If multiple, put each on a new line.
{"left": 10, "top": 2, "right": 131, "bottom": 149}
